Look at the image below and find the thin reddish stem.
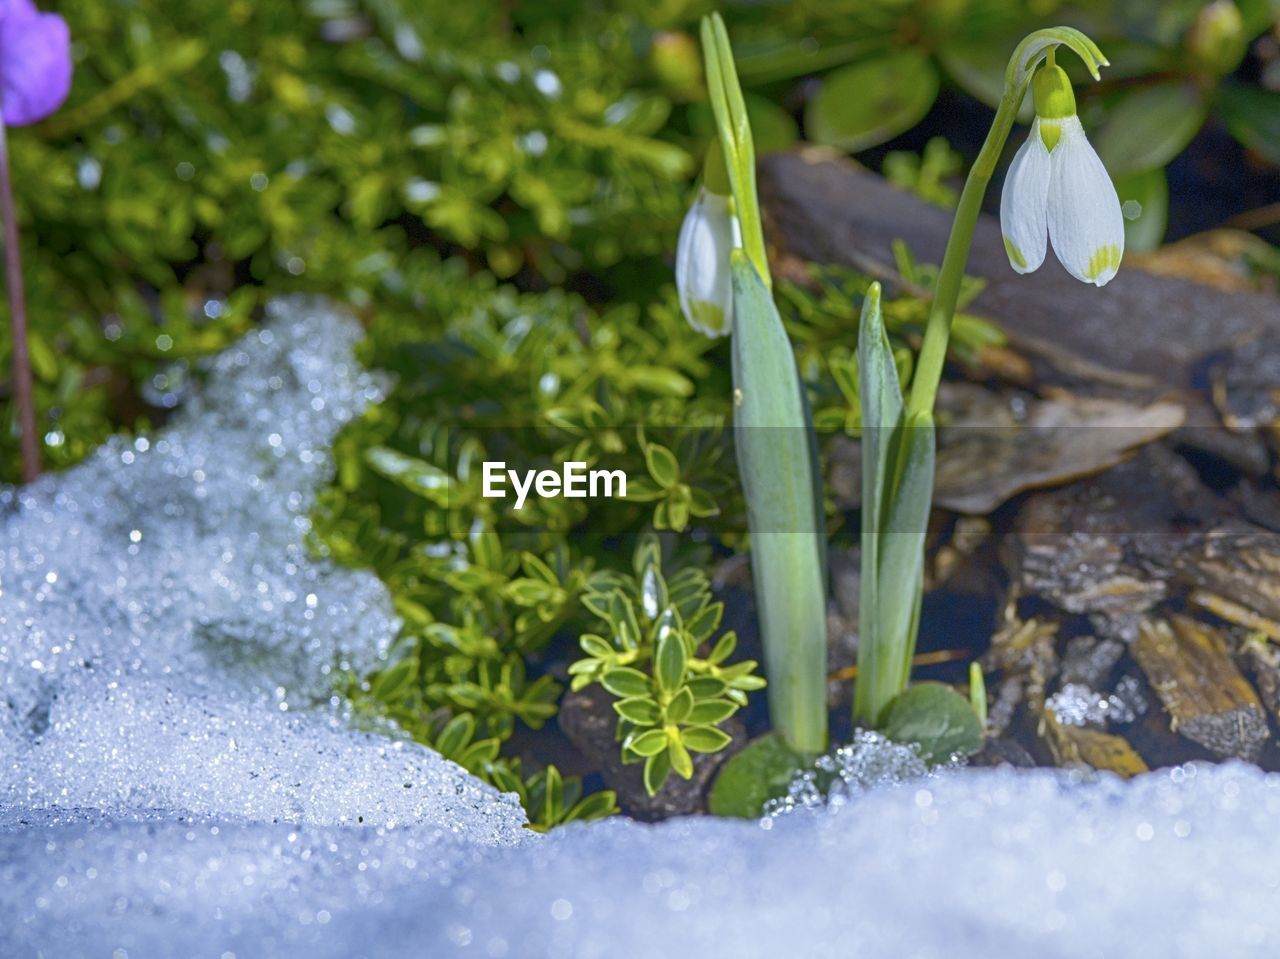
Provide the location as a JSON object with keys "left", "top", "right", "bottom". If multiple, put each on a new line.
{"left": 0, "top": 117, "right": 40, "bottom": 483}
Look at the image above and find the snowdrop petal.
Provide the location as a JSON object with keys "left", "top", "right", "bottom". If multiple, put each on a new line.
{"left": 675, "top": 187, "right": 737, "bottom": 338}
{"left": 1046, "top": 116, "right": 1124, "bottom": 287}
{"left": 999, "top": 120, "right": 1051, "bottom": 275}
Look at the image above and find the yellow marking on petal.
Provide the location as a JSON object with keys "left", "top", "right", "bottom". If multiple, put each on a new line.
{"left": 689, "top": 300, "right": 728, "bottom": 336}
{"left": 1084, "top": 244, "right": 1122, "bottom": 282}
{"left": 1039, "top": 119, "right": 1063, "bottom": 152}
{"left": 1003, "top": 235, "right": 1028, "bottom": 269}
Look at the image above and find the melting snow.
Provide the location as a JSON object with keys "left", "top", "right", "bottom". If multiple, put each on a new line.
{"left": 3, "top": 298, "right": 1280, "bottom": 958}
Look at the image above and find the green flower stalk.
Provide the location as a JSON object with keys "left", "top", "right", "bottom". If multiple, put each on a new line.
{"left": 907, "top": 27, "right": 1111, "bottom": 421}
{"left": 683, "top": 13, "right": 827, "bottom": 754}
{"left": 855, "top": 27, "right": 1114, "bottom": 727}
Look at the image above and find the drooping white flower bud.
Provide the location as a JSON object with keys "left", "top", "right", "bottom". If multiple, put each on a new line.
{"left": 675, "top": 182, "right": 739, "bottom": 338}
{"left": 1000, "top": 62, "right": 1124, "bottom": 287}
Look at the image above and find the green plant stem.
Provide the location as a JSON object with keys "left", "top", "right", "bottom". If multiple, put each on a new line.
{"left": 0, "top": 117, "right": 40, "bottom": 483}
{"left": 907, "top": 22, "right": 1110, "bottom": 417}
{"left": 905, "top": 83, "right": 1025, "bottom": 420}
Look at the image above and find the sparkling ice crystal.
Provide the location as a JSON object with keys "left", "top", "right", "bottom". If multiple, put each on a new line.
{"left": 4, "top": 299, "right": 1280, "bottom": 958}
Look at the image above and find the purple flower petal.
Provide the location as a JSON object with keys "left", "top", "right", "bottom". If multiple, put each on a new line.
{"left": 1, "top": 0, "right": 72, "bottom": 127}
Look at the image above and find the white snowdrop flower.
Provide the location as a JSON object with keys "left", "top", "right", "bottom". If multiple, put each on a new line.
{"left": 1000, "top": 60, "right": 1124, "bottom": 287}
{"left": 675, "top": 185, "right": 740, "bottom": 337}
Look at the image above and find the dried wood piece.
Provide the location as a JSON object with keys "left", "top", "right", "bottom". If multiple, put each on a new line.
{"left": 1190, "top": 590, "right": 1280, "bottom": 642}
{"left": 826, "top": 383, "right": 1186, "bottom": 516}
{"left": 934, "top": 384, "right": 1184, "bottom": 515}
{"left": 1173, "top": 529, "right": 1280, "bottom": 628}
{"left": 1042, "top": 712, "right": 1149, "bottom": 778}
{"left": 983, "top": 601, "right": 1059, "bottom": 738}
{"left": 1133, "top": 616, "right": 1269, "bottom": 761}
{"left": 1128, "top": 229, "right": 1279, "bottom": 295}
{"left": 1240, "top": 637, "right": 1280, "bottom": 722}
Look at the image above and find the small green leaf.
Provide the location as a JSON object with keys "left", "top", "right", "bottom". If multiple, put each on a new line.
{"left": 561, "top": 790, "right": 619, "bottom": 824}
{"left": 936, "top": 28, "right": 1034, "bottom": 123}
{"left": 629, "top": 729, "right": 670, "bottom": 757}
{"left": 1113, "top": 168, "right": 1168, "bottom": 253}
{"left": 1218, "top": 83, "right": 1280, "bottom": 166}
{"left": 469, "top": 525, "right": 503, "bottom": 571}
{"left": 666, "top": 686, "right": 694, "bottom": 723}
{"left": 689, "top": 487, "right": 720, "bottom": 518}
{"left": 633, "top": 534, "right": 662, "bottom": 578}
{"left": 26, "top": 332, "right": 58, "bottom": 382}
{"left": 644, "top": 443, "right": 680, "bottom": 489}
{"left": 435, "top": 714, "right": 475, "bottom": 758}
{"left": 668, "top": 736, "right": 695, "bottom": 779}
{"left": 580, "top": 634, "right": 614, "bottom": 659}
{"left": 601, "top": 667, "right": 651, "bottom": 698}
{"left": 626, "top": 365, "right": 695, "bottom": 397}
{"left": 643, "top": 749, "right": 672, "bottom": 796}
{"left": 581, "top": 592, "right": 613, "bottom": 623}
{"left": 371, "top": 657, "right": 417, "bottom": 700}
{"left": 614, "top": 696, "right": 661, "bottom": 725}
{"left": 521, "top": 552, "right": 559, "bottom": 585}
{"left": 543, "top": 765, "right": 564, "bottom": 823}
{"left": 487, "top": 765, "right": 524, "bottom": 796}
{"left": 655, "top": 630, "right": 687, "bottom": 692}
{"left": 686, "top": 603, "right": 724, "bottom": 644}
{"left": 364, "top": 448, "right": 451, "bottom": 502}
{"left": 706, "top": 630, "right": 736, "bottom": 664}
{"left": 682, "top": 725, "right": 732, "bottom": 753}
{"left": 882, "top": 682, "right": 984, "bottom": 765}
{"left": 640, "top": 565, "right": 665, "bottom": 621}
{"left": 665, "top": 494, "right": 690, "bottom": 532}
{"left": 806, "top": 51, "right": 940, "bottom": 153}
{"left": 506, "top": 579, "right": 554, "bottom": 606}
{"left": 687, "top": 677, "right": 727, "bottom": 699}
{"left": 708, "top": 734, "right": 805, "bottom": 818}
{"left": 1095, "top": 82, "right": 1207, "bottom": 176}
{"left": 687, "top": 699, "right": 737, "bottom": 725}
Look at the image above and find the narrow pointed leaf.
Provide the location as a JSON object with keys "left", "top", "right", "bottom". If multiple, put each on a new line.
{"left": 853, "top": 283, "right": 903, "bottom": 726}
{"left": 655, "top": 630, "right": 687, "bottom": 692}
{"left": 872, "top": 410, "right": 936, "bottom": 716}
{"left": 730, "top": 252, "right": 827, "bottom": 754}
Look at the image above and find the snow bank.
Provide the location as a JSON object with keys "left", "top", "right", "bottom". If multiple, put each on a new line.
{"left": 4, "top": 299, "right": 1280, "bottom": 959}
{"left": 0, "top": 297, "right": 525, "bottom": 834}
